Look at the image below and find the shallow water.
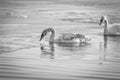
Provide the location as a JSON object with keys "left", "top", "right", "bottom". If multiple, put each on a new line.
{"left": 0, "top": 0, "right": 120, "bottom": 80}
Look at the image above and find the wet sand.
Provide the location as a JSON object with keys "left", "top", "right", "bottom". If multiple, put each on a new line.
{"left": 0, "top": 0, "right": 120, "bottom": 80}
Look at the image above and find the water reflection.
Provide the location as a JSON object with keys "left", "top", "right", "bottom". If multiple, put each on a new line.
{"left": 40, "top": 41, "right": 91, "bottom": 59}
{"left": 40, "top": 42, "right": 55, "bottom": 59}
{"left": 39, "top": 35, "right": 120, "bottom": 62}
{"left": 103, "top": 36, "right": 120, "bottom": 53}
{"left": 56, "top": 42, "right": 90, "bottom": 47}
{"left": 99, "top": 36, "right": 108, "bottom": 65}
{"left": 56, "top": 42, "right": 90, "bottom": 51}
{"left": 99, "top": 36, "right": 120, "bottom": 64}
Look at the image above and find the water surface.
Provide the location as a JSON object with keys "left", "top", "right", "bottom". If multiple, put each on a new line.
{"left": 0, "top": 0, "right": 120, "bottom": 80}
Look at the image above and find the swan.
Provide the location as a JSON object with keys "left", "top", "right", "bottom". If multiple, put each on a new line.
{"left": 39, "top": 27, "right": 90, "bottom": 43}
{"left": 99, "top": 16, "right": 120, "bottom": 36}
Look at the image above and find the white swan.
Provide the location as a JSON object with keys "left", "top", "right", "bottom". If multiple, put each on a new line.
{"left": 99, "top": 16, "right": 120, "bottom": 36}
{"left": 39, "top": 27, "right": 90, "bottom": 43}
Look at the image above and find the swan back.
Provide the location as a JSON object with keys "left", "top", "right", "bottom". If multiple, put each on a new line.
{"left": 55, "top": 33, "right": 90, "bottom": 42}
{"left": 108, "top": 25, "right": 120, "bottom": 35}
{"left": 56, "top": 33, "right": 84, "bottom": 41}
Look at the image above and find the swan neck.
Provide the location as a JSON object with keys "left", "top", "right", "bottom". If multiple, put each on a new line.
{"left": 50, "top": 30, "right": 55, "bottom": 42}
{"left": 104, "top": 20, "right": 108, "bottom": 35}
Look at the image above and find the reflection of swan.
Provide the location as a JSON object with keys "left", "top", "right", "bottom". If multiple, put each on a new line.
{"left": 40, "top": 42, "right": 54, "bottom": 59}
{"left": 56, "top": 42, "right": 90, "bottom": 52}
{"left": 99, "top": 36, "right": 120, "bottom": 65}
{"left": 104, "top": 36, "right": 108, "bottom": 49}
{"left": 40, "top": 27, "right": 90, "bottom": 42}
{"left": 99, "top": 16, "right": 120, "bottom": 36}
{"left": 56, "top": 41, "right": 90, "bottom": 47}
{"left": 99, "top": 36, "right": 108, "bottom": 64}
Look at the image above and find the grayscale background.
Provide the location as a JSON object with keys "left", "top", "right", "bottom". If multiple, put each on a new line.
{"left": 0, "top": 0, "right": 120, "bottom": 80}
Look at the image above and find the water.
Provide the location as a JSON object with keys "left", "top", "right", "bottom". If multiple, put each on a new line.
{"left": 0, "top": 0, "right": 120, "bottom": 80}
{"left": 0, "top": 35, "right": 120, "bottom": 80}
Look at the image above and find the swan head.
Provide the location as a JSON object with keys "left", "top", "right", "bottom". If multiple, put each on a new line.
{"left": 39, "top": 30, "right": 47, "bottom": 41}
{"left": 99, "top": 16, "right": 108, "bottom": 25}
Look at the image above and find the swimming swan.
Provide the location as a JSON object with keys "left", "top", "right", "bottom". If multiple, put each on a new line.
{"left": 39, "top": 27, "right": 90, "bottom": 43}
{"left": 99, "top": 16, "right": 120, "bottom": 36}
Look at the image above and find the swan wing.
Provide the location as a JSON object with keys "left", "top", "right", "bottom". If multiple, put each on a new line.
{"left": 55, "top": 33, "right": 86, "bottom": 42}
{"left": 56, "top": 33, "right": 75, "bottom": 41}
{"left": 108, "top": 25, "right": 120, "bottom": 35}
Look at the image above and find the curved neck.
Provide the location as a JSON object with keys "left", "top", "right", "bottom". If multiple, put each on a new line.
{"left": 104, "top": 20, "right": 108, "bottom": 35}
{"left": 50, "top": 30, "right": 55, "bottom": 42}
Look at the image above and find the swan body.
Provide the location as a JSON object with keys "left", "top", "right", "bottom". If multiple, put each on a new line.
{"left": 99, "top": 16, "right": 120, "bottom": 36}
{"left": 40, "top": 27, "right": 90, "bottom": 43}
